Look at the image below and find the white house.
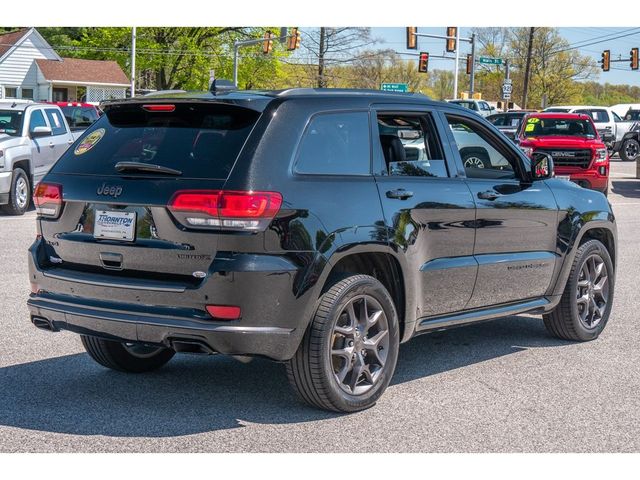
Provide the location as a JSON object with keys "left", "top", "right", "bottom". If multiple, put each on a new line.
{"left": 0, "top": 28, "right": 129, "bottom": 104}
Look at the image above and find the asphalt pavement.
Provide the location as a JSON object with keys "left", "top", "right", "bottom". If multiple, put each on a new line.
{"left": 0, "top": 159, "right": 639, "bottom": 452}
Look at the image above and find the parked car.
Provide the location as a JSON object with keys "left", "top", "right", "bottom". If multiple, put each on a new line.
{"left": 27, "top": 88, "right": 617, "bottom": 412}
{"left": 486, "top": 111, "right": 529, "bottom": 140}
{"left": 543, "top": 105, "right": 633, "bottom": 158}
{"left": 45, "top": 102, "right": 101, "bottom": 131}
{"left": 517, "top": 112, "right": 610, "bottom": 194}
{"left": 447, "top": 99, "right": 497, "bottom": 117}
{"left": 0, "top": 101, "right": 84, "bottom": 215}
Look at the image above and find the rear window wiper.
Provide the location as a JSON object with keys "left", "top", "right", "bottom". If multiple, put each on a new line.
{"left": 114, "top": 161, "right": 182, "bottom": 176}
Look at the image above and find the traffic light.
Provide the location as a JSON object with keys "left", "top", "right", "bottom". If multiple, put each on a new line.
{"left": 406, "top": 27, "right": 417, "bottom": 50}
{"left": 466, "top": 54, "right": 472, "bottom": 75}
{"left": 601, "top": 50, "right": 610, "bottom": 72}
{"left": 262, "top": 30, "right": 274, "bottom": 55}
{"left": 287, "top": 28, "right": 301, "bottom": 51}
{"left": 418, "top": 52, "right": 429, "bottom": 73}
{"left": 446, "top": 27, "right": 457, "bottom": 53}
{"left": 631, "top": 48, "right": 639, "bottom": 70}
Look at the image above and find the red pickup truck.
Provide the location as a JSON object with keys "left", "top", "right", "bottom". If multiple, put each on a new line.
{"left": 516, "top": 112, "right": 610, "bottom": 195}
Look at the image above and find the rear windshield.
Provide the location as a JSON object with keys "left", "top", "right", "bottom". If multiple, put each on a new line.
{"left": 522, "top": 117, "right": 597, "bottom": 138}
{"left": 61, "top": 106, "right": 100, "bottom": 130}
{"left": 51, "top": 103, "right": 260, "bottom": 179}
{"left": 574, "top": 109, "right": 610, "bottom": 123}
{"left": 0, "top": 109, "right": 24, "bottom": 136}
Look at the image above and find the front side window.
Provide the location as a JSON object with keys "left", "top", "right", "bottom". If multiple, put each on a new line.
{"left": 375, "top": 113, "right": 448, "bottom": 178}
{"left": 28, "top": 110, "right": 48, "bottom": 133}
{"left": 295, "top": 111, "right": 370, "bottom": 175}
{"left": 447, "top": 115, "right": 516, "bottom": 180}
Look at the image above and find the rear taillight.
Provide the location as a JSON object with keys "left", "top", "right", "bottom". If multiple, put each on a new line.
{"left": 142, "top": 104, "right": 176, "bottom": 112}
{"left": 168, "top": 190, "right": 282, "bottom": 231}
{"left": 33, "top": 183, "right": 62, "bottom": 218}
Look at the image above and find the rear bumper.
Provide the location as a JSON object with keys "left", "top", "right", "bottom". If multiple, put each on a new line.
{"left": 555, "top": 165, "right": 609, "bottom": 192}
{"left": 27, "top": 294, "right": 295, "bottom": 360}
{"left": 27, "top": 238, "right": 316, "bottom": 361}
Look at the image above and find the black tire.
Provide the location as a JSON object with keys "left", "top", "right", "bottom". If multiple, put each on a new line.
{"left": 286, "top": 274, "right": 400, "bottom": 413}
{"left": 619, "top": 138, "right": 640, "bottom": 162}
{"left": 461, "top": 148, "right": 491, "bottom": 169}
{"left": 81, "top": 335, "right": 175, "bottom": 373}
{"left": 543, "top": 239, "right": 614, "bottom": 342}
{"left": 1, "top": 168, "right": 30, "bottom": 215}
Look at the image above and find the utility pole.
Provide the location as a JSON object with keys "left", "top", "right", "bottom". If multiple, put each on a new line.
{"left": 522, "top": 27, "right": 535, "bottom": 109}
{"left": 130, "top": 26, "right": 136, "bottom": 98}
{"left": 453, "top": 27, "right": 460, "bottom": 99}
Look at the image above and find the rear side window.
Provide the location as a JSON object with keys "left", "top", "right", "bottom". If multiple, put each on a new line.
{"left": 51, "top": 103, "right": 260, "bottom": 179}
{"left": 295, "top": 111, "right": 370, "bottom": 175}
{"left": 45, "top": 109, "right": 67, "bottom": 136}
{"left": 487, "top": 115, "right": 505, "bottom": 126}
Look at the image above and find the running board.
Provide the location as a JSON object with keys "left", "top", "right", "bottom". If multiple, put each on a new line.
{"left": 415, "top": 298, "right": 550, "bottom": 333}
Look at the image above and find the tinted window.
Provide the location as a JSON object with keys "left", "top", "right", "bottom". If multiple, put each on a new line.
{"left": 625, "top": 110, "right": 640, "bottom": 120}
{"left": 295, "top": 112, "right": 370, "bottom": 175}
{"left": 0, "top": 109, "right": 23, "bottom": 136}
{"left": 575, "top": 109, "right": 610, "bottom": 123}
{"left": 522, "top": 117, "right": 596, "bottom": 138}
{"left": 62, "top": 106, "right": 99, "bottom": 130}
{"left": 28, "top": 109, "right": 48, "bottom": 132}
{"left": 51, "top": 103, "right": 260, "bottom": 179}
{"left": 376, "top": 113, "right": 448, "bottom": 178}
{"left": 45, "top": 109, "right": 67, "bottom": 136}
{"left": 487, "top": 115, "right": 505, "bottom": 126}
{"left": 447, "top": 115, "right": 516, "bottom": 180}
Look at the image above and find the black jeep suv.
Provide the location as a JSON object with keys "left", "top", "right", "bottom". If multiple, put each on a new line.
{"left": 27, "top": 88, "right": 616, "bottom": 412}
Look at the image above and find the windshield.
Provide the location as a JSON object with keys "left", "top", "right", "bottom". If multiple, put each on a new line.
{"left": 0, "top": 110, "right": 24, "bottom": 136}
{"left": 522, "top": 117, "right": 597, "bottom": 138}
{"left": 51, "top": 102, "right": 260, "bottom": 179}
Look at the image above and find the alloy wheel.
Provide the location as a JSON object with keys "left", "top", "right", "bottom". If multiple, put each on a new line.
{"left": 625, "top": 140, "right": 639, "bottom": 160}
{"left": 576, "top": 254, "right": 609, "bottom": 329}
{"left": 330, "top": 294, "right": 390, "bottom": 395}
{"left": 15, "top": 177, "right": 28, "bottom": 209}
{"left": 464, "top": 156, "right": 485, "bottom": 168}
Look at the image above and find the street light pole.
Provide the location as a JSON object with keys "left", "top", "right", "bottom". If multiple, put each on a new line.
{"left": 453, "top": 27, "right": 460, "bottom": 99}
{"left": 469, "top": 33, "right": 476, "bottom": 97}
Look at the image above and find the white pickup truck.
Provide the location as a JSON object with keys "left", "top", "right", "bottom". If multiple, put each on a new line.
{"left": 0, "top": 101, "right": 85, "bottom": 215}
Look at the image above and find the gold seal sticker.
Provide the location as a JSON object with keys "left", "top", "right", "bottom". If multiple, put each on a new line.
{"left": 74, "top": 128, "right": 105, "bottom": 155}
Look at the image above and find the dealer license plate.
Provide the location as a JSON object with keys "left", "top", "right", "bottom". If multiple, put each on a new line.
{"left": 94, "top": 210, "right": 136, "bottom": 242}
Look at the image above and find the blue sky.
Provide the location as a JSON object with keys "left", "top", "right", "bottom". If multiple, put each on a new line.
{"left": 370, "top": 27, "right": 640, "bottom": 87}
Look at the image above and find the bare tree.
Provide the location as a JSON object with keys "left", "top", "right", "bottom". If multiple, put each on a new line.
{"left": 299, "top": 27, "right": 377, "bottom": 87}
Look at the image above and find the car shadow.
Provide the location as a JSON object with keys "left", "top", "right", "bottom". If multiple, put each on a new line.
{"left": 611, "top": 180, "right": 640, "bottom": 198}
{"left": 0, "top": 315, "right": 569, "bottom": 438}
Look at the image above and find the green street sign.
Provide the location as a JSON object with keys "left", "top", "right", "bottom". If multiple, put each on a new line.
{"left": 479, "top": 57, "right": 503, "bottom": 65}
{"left": 381, "top": 83, "right": 408, "bottom": 93}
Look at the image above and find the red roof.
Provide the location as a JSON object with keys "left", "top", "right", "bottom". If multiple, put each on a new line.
{"left": 36, "top": 57, "right": 129, "bottom": 86}
{"left": 0, "top": 28, "right": 30, "bottom": 59}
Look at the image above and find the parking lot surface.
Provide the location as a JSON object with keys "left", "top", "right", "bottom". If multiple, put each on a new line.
{"left": 0, "top": 159, "right": 639, "bottom": 452}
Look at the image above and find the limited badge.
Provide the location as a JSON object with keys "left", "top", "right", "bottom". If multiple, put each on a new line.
{"left": 74, "top": 128, "right": 105, "bottom": 155}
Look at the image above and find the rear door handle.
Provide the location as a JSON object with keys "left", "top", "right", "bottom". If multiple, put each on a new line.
{"left": 386, "top": 189, "right": 414, "bottom": 200}
{"left": 477, "top": 190, "right": 501, "bottom": 201}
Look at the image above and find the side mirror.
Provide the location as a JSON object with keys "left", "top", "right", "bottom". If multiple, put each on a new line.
{"left": 531, "top": 152, "right": 554, "bottom": 180}
{"left": 30, "top": 125, "right": 52, "bottom": 138}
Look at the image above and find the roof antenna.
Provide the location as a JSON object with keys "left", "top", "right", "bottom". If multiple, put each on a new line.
{"left": 210, "top": 78, "right": 237, "bottom": 96}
